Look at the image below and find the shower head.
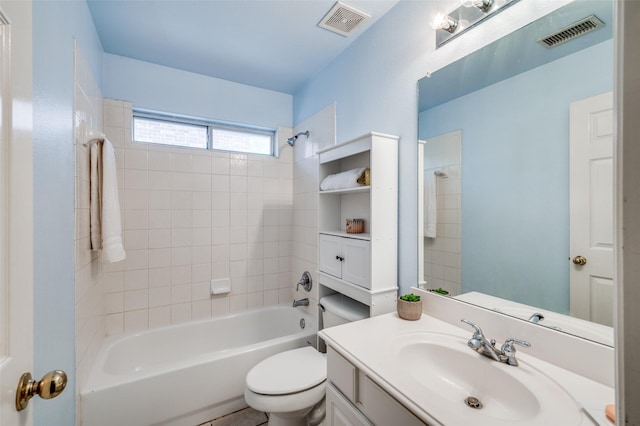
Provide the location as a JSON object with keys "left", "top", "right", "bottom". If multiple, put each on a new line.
{"left": 286, "top": 130, "right": 310, "bottom": 146}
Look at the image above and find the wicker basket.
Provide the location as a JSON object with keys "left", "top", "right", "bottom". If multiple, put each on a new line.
{"left": 397, "top": 298, "right": 423, "bottom": 321}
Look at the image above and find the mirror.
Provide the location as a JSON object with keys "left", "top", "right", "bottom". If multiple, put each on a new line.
{"left": 418, "top": 0, "right": 614, "bottom": 346}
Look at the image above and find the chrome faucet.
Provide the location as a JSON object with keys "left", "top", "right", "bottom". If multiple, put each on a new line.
{"left": 528, "top": 312, "right": 545, "bottom": 324}
{"left": 461, "top": 319, "right": 531, "bottom": 366}
{"left": 293, "top": 298, "right": 309, "bottom": 307}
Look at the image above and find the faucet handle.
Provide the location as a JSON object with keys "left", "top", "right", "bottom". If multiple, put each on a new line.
{"left": 501, "top": 338, "right": 531, "bottom": 366}
{"left": 502, "top": 337, "right": 531, "bottom": 350}
{"left": 461, "top": 319, "right": 484, "bottom": 339}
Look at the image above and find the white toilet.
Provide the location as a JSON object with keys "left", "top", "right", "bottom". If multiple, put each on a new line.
{"left": 244, "top": 294, "right": 369, "bottom": 426}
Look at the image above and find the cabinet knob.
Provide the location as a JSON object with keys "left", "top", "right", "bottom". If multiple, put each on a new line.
{"left": 335, "top": 256, "right": 344, "bottom": 262}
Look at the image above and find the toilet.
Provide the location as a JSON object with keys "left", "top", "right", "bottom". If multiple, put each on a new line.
{"left": 244, "top": 294, "right": 369, "bottom": 426}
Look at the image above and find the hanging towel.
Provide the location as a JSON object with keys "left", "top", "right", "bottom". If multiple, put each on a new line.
{"left": 90, "top": 138, "right": 126, "bottom": 263}
{"left": 424, "top": 172, "right": 437, "bottom": 238}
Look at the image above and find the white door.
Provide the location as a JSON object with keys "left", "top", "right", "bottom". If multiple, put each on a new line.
{"left": 319, "top": 234, "right": 343, "bottom": 279}
{"left": 0, "top": 2, "right": 35, "bottom": 424}
{"left": 341, "top": 238, "right": 371, "bottom": 289}
{"left": 569, "top": 92, "right": 614, "bottom": 326}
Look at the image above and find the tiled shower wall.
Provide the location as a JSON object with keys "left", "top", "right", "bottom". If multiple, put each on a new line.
{"left": 102, "top": 99, "right": 295, "bottom": 335}
{"left": 423, "top": 130, "right": 462, "bottom": 295}
{"left": 291, "top": 104, "right": 336, "bottom": 319}
{"left": 73, "top": 43, "right": 106, "bottom": 405}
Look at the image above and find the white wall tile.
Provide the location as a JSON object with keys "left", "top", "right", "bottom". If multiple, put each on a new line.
{"left": 171, "top": 303, "right": 191, "bottom": 324}
{"left": 149, "top": 306, "right": 171, "bottom": 328}
{"left": 149, "top": 286, "right": 170, "bottom": 307}
{"left": 98, "top": 99, "right": 295, "bottom": 335}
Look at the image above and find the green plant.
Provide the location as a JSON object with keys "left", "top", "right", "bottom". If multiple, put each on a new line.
{"left": 399, "top": 293, "right": 421, "bottom": 302}
{"left": 429, "top": 288, "right": 449, "bottom": 295}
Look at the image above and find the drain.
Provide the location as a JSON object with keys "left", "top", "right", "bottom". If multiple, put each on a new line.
{"left": 465, "top": 396, "right": 483, "bottom": 409}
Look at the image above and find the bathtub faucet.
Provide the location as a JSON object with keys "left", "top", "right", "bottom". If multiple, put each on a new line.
{"left": 293, "top": 298, "right": 309, "bottom": 307}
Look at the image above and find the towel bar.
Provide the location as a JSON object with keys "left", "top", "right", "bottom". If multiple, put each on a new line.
{"left": 83, "top": 129, "right": 106, "bottom": 147}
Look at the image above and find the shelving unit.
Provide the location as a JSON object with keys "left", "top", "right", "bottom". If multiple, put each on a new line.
{"left": 317, "top": 132, "right": 399, "bottom": 317}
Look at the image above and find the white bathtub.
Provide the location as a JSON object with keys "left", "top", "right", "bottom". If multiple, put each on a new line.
{"left": 81, "top": 305, "right": 316, "bottom": 426}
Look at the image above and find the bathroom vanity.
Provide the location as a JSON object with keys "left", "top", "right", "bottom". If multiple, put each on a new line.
{"left": 318, "top": 289, "right": 615, "bottom": 426}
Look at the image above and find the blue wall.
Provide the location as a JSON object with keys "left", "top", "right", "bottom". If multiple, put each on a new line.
{"left": 103, "top": 53, "right": 293, "bottom": 129}
{"left": 293, "top": 1, "right": 440, "bottom": 292}
{"left": 33, "top": 1, "right": 103, "bottom": 423}
{"left": 419, "top": 39, "right": 613, "bottom": 313}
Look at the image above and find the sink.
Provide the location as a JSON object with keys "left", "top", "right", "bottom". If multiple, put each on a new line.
{"left": 391, "top": 332, "right": 586, "bottom": 425}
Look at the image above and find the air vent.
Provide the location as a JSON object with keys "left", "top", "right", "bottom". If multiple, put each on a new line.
{"left": 318, "top": 1, "right": 370, "bottom": 37}
{"left": 537, "top": 15, "right": 604, "bottom": 48}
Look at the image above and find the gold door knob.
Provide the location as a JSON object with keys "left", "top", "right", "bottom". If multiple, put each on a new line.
{"left": 15, "top": 370, "right": 67, "bottom": 411}
{"left": 572, "top": 255, "right": 588, "bottom": 266}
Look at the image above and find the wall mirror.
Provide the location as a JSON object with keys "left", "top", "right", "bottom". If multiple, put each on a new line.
{"left": 417, "top": 0, "right": 614, "bottom": 346}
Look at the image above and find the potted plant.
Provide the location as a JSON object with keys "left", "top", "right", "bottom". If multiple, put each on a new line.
{"left": 428, "top": 287, "right": 450, "bottom": 296}
{"left": 397, "top": 293, "right": 422, "bottom": 321}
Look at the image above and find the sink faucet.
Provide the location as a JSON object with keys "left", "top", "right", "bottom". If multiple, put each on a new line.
{"left": 293, "top": 298, "right": 309, "bottom": 307}
{"left": 528, "top": 312, "right": 545, "bottom": 324}
{"left": 461, "top": 319, "right": 531, "bottom": 366}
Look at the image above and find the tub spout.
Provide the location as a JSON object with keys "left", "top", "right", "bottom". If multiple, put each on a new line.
{"left": 293, "top": 298, "right": 309, "bottom": 307}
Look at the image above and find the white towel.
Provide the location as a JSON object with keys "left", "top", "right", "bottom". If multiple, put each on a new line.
{"left": 320, "top": 167, "right": 366, "bottom": 191}
{"left": 424, "top": 172, "right": 437, "bottom": 238}
{"left": 90, "top": 138, "right": 126, "bottom": 263}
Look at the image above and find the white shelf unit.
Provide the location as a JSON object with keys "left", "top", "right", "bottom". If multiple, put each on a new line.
{"left": 317, "top": 132, "right": 399, "bottom": 317}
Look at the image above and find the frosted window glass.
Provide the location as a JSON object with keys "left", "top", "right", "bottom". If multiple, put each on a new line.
{"left": 211, "top": 127, "right": 273, "bottom": 156}
{"left": 133, "top": 117, "right": 207, "bottom": 149}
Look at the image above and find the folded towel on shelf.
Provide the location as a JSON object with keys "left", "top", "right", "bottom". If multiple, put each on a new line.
{"left": 424, "top": 172, "right": 437, "bottom": 238}
{"left": 90, "top": 138, "right": 126, "bottom": 263}
{"left": 320, "top": 167, "right": 367, "bottom": 191}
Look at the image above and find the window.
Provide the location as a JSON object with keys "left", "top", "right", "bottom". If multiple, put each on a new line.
{"left": 133, "top": 111, "right": 276, "bottom": 156}
{"left": 133, "top": 116, "right": 208, "bottom": 149}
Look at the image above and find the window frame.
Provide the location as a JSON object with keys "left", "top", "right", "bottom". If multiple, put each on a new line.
{"left": 132, "top": 110, "right": 277, "bottom": 156}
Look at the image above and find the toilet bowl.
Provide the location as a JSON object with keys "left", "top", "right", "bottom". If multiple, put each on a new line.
{"left": 244, "top": 294, "right": 369, "bottom": 426}
{"left": 244, "top": 346, "right": 326, "bottom": 426}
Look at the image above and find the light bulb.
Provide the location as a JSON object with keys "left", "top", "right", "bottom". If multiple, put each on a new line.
{"left": 429, "top": 9, "right": 458, "bottom": 33}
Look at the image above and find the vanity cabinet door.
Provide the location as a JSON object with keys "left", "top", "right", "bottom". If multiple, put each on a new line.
{"left": 358, "top": 374, "right": 428, "bottom": 426}
{"left": 326, "top": 384, "right": 373, "bottom": 426}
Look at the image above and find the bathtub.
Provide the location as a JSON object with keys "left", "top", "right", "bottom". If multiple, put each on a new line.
{"left": 81, "top": 305, "right": 316, "bottom": 426}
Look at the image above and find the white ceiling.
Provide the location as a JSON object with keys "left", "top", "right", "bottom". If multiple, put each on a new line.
{"left": 87, "top": 0, "right": 399, "bottom": 94}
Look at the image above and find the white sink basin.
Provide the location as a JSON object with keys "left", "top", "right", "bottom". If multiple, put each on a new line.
{"left": 391, "top": 332, "right": 586, "bottom": 425}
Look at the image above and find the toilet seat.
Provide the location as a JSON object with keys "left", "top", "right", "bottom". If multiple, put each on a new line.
{"left": 246, "top": 347, "right": 326, "bottom": 395}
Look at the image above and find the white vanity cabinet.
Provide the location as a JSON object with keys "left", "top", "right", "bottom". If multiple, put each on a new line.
{"left": 325, "top": 346, "right": 428, "bottom": 426}
{"left": 317, "top": 132, "right": 399, "bottom": 317}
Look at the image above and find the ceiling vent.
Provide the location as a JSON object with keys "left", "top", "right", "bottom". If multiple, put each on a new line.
{"left": 318, "top": 1, "right": 371, "bottom": 37}
{"left": 537, "top": 15, "right": 604, "bottom": 48}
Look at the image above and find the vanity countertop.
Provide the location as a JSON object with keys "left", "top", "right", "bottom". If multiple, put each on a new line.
{"left": 319, "top": 312, "right": 614, "bottom": 426}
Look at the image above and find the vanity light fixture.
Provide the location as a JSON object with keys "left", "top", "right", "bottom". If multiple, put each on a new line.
{"left": 461, "top": 0, "right": 494, "bottom": 13}
{"left": 432, "top": 0, "right": 520, "bottom": 49}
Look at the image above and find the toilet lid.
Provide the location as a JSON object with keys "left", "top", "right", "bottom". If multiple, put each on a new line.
{"left": 246, "top": 347, "right": 327, "bottom": 395}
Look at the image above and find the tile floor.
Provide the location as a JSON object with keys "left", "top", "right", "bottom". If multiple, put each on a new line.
{"left": 198, "top": 407, "right": 268, "bottom": 426}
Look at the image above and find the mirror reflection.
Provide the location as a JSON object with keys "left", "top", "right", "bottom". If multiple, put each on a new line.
{"left": 418, "top": 0, "right": 614, "bottom": 346}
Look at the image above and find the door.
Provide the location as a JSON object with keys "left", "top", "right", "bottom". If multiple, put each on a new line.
{"left": 569, "top": 92, "right": 614, "bottom": 326}
{"left": 341, "top": 238, "right": 370, "bottom": 289}
{"left": 319, "top": 234, "right": 343, "bottom": 279}
{"left": 0, "top": 2, "right": 34, "bottom": 424}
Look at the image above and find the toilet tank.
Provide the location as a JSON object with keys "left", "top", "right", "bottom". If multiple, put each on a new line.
{"left": 320, "top": 294, "right": 369, "bottom": 328}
